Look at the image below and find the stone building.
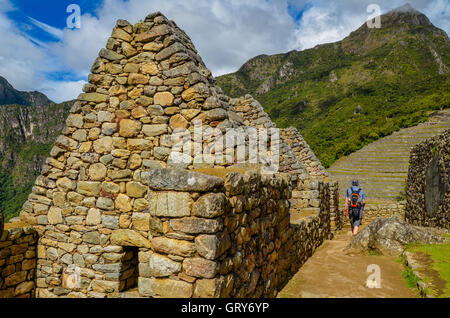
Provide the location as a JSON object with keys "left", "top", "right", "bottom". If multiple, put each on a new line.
{"left": 0, "top": 12, "right": 341, "bottom": 298}
{"left": 406, "top": 130, "right": 449, "bottom": 229}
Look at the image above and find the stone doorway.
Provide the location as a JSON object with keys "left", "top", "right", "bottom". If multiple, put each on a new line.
{"left": 119, "top": 246, "right": 139, "bottom": 292}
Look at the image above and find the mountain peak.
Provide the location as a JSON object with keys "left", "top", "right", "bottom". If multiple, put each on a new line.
{"left": 382, "top": 3, "right": 432, "bottom": 27}
{"left": 390, "top": 3, "right": 419, "bottom": 14}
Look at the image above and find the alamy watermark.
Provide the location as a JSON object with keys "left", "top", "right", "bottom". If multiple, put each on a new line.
{"left": 366, "top": 264, "right": 381, "bottom": 288}
{"left": 168, "top": 121, "right": 280, "bottom": 174}
{"left": 62, "top": 264, "right": 81, "bottom": 290}
{"left": 367, "top": 4, "right": 381, "bottom": 29}
{"left": 66, "top": 4, "right": 81, "bottom": 29}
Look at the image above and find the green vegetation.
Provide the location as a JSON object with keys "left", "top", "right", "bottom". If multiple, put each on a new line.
{"left": 0, "top": 101, "right": 73, "bottom": 221}
{"left": 367, "top": 248, "right": 383, "bottom": 256}
{"left": 405, "top": 243, "right": 450, "bottom": 298}
{"left": 218, "top": 11, "right": 450, "bottom": 168}
{"left": 402, "top": 264, "right": 421, "bottom": 289}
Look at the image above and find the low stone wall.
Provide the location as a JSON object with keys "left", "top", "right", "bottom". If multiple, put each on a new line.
{"left": 138, "top": 168, "right": 331, "bottom": 298}
{"left": 0, "top": 225, "right": 37, "bottom": 298}
{"left": 362, "top": 203, "right": 406, "bottom": 224}
{"left": 339, "top": 202, "right": 406, "bottom": 227}
{"left": 406, "top": 130, "right": 449, "bottom": 229}
{"left": 329, "top": 182, "right": 343, "bottom": 232}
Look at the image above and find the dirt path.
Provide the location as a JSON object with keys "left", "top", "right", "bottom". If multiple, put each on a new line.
{"left": 278, "top": 225, "right": 418, "bottom": 298}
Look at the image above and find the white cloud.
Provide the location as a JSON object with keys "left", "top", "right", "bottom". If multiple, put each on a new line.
{"left": 0, "top": 0, "right": 448, "bottom": 103}
{"left": 39, "top": 80, "right": 85, "bottom": 102}
{"left": 27, "top": 16, "right": 64, "bottom": 39}
{"left": 49, "top": 0, "right": 299, "bottom": 77}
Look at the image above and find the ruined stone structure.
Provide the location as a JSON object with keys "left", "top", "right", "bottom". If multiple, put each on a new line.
{"left": 0, "top": 12, "right": 339, "bottom": 298}
{"left": 406, "top": 130, "right": 449, "bottom": 229}
{"left": 0, "top": 225, "right": 37, "bottom": 298}
{"left": 232, "top": 96, "right": 342, "bottom": 232}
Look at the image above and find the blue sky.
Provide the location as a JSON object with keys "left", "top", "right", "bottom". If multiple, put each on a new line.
{"left": 0, "top": 0, "right": 448, "bottom": 102}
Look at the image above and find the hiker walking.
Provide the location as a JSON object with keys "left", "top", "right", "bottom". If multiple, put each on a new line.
{"left": 344, "top": 179, "right": 366, "bottom": 235}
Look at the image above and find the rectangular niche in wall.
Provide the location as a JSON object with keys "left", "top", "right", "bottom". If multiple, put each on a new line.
{"left": 425, "top": 154, "right": 445, "bottom": 217}
{"left": 119, "top": 246, "right": 139, "bottom": 292}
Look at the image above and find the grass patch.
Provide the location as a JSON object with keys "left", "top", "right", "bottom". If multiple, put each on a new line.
{"left": 402, "top": 265, "right": 420, "bottom": 289}
{"left": 406, "top": 243, "right": 450, "bottom": 298}
{"left": 367, "top": 248, "right": 383, "bottom": 256}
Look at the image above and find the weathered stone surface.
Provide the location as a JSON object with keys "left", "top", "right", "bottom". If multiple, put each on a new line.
{"left": 193, "top": 278, "right": 224, "bottom": 298}
{"left": 131, "top": 213, "right": 150, "bottom": 231}
{"left": 193, "top": 193, "right": 226, "bottom": 218}
{"left": 88, "top": 163, "right": 107, "bottom": 181}
{"left": 154, "top": 92, "right": 174, "bottom": 106}
{"left": 86, "top": 208, "right": 101, "bottom": 225}
{"left": 119, "top": 119, "right": 142, "bottom": 137}
{"left": 112, "top": 27, "right": 132, "bottom": 42}
{"left": 82, "top": 231, "right": 101, "bottom": 245}
{"left": 47, "top": 207, "right": 63, "bottom": 225}
{"left": 346, "top": 216, "right": 449, "bottom": 255}
{"left": 138, "top": 277, "right": 192, "bottom": 298}
{"left": 78, "top": 93, "right": 108, "bottom": 103}
{"left": 195, "top": 232, "right": 231, "bottom": 260}
{"left": 148, "top": 169, "right": 223, "bottom": 192}
{"left": 126, "top": 182, "right": 147, "bottom": 198}
{"left": 99, "top": 48, "right": 124, "bottom": 61}
{"left": 102, "top": 215, "right": 119, "bottom": 229}
{"left": 149, "top": 192, "right": 192, "bottom": 217}
{"left": 93, "top": 137, "right": 113, "bottom": 154}
{"left": 143, "top": 42, "right": 164, "bottom": 52}
{"left": 66, "top": 114, "right": 84, "bottom": 128}
{"left": 127, "top": 139, "right": 152, "bottom": 151}
{"left": 128, "top": 73, "right": 148, "bottom": 85}
{"left": 145, "top": 253, "right": 181, "bottom": 277}
{"left": 169, "top": 217, "right": 223, "bottom": 234}
{"left": 169, "top": 114, "right": 188, "bottom": 129}
{"left": 110, "top": 230, "right": 151, "bottom": 248}
{"left": 141, "top": 62, "right": 159, "bottom": 75}
{"left": 142, "top": 124, "right": 167, "bottom": 137}
{"left": 151, "top": 237, "right": 195, "bottom": 257}
{"left": 115, "top": 194, "right": 132, "bottom": 213}
{"left": 77, "top": 182, "right": 101, "bottom": 196}
{"left": 135, "top": 24, "right": 170, "bottom": 43}
{"left": 183, "top": 257, "right": 218, "bottom": 278}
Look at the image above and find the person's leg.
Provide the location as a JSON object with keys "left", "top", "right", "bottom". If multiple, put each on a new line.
{"left": 353, "top": 226, "right": 359, "bottom": 235}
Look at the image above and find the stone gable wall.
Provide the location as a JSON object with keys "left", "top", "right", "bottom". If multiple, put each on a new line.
{"left": 406, "top": 130, "right": 449, "bottom": 229}
{"left": 0, "top": 11, "right": 338, "bottom": 298}
{"left": 0, "top": 226, "right": 37, "bottom": 298}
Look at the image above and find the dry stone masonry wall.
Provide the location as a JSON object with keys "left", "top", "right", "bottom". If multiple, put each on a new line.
{"left": 232, "top": 95, "right": 342, "bottom": 232}
{"left": 357, "top": 202, "right": 406, "bottom": 224}
{"left": 0, "top": 11, "right": 338, "bottom": 298}
{"left": 140, "top": 168, "right": 331, "bottom": 298}
{"left": 406, "top": 130, "right": 449, "bottom": 229}
{"left": 0, "top": 226, "right": 37, "bottom": 298}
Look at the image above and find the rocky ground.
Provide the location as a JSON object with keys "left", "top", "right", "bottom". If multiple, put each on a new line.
{"left": 278, "top": 223, "right": 418, "bottom": 298}
{"left": 345, "top": 216, "right": 449, "bottom": 256}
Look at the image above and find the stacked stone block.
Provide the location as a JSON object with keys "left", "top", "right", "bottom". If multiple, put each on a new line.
{"left": 0, "top": 226, "right": 37, "bottom": 298}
